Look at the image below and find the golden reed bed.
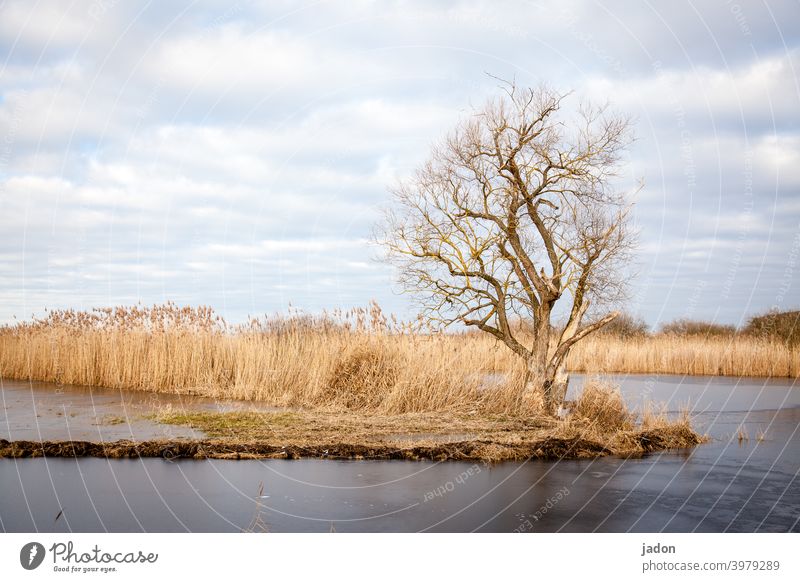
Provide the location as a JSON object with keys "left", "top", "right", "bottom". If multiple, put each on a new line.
{"left": 570, "top": 335, "right": 798, "bottom": 378}
{"left": 0, "top": 304, "right": 796, "bottom": 416}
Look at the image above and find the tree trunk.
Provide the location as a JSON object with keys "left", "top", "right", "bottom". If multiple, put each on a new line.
{"left": 527, "top": 344, "right": 571, "bottom": 416}
{"left": 525, "top": 354, "right": 544, "bottom": 390}
{"left": 548, "top": 358, "right": 570, "bottom": 414}
{"left": 527, "top": 304, "right": 568, "bottom": 415}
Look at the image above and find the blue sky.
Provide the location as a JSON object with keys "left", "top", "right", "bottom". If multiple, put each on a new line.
{"left": 0, "top": 0, "right": 798, "bottom": 328}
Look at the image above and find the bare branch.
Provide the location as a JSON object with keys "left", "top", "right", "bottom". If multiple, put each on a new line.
{"left": 375, "top": 79, "right": 638, "bottom": 414}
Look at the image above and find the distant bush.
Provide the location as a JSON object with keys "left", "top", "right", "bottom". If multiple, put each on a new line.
{"left": 596, "top": 313, "right": 650, "bottom": 339}
{"left": 743, "top": 309, "right": 800, "bottom": 346}
{"left": 658, "top": 318, "right": 736, "bottom": 338}
{"left": 512, "top": 313, "right": 649, "bottom": 339}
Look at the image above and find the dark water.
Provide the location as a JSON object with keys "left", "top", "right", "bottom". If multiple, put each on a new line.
{"left": 1, "top": 375, "right": 798, "bottom": 532}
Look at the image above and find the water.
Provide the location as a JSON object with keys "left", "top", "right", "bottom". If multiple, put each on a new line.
{"left": 0, "top": 375, "right": 798, "bottom": 532}
{"left": 0, "top": 378, "right": 280, "bottom": 441}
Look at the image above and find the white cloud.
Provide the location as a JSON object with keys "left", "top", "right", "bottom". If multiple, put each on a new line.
{"left": 0, "top": 0, "right": 798, "bottom": 324}
{"left": 583, "top": 50, "right": 800, "bottom": 128}
{"left": 149, "top": 25, "right": 385, "bottom": 95}
{"left": 0, "top": 3, "right": 94, "bottom": 50}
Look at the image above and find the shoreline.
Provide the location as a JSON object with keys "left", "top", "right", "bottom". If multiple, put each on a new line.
{"left": 0, "top": 437, "right": 606, "bottom": 462}
{"left": 0, "top": 377, "right": 706, "bottom": 463}
{"left": 0, "top": 424, "right": 703, "bottom": 463}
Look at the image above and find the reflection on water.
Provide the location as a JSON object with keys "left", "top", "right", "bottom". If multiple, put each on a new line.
{"left": 0, "top": 375, "right": 798, "bottom": 532}
{"left": 0, "top": 378, "right": 280, "bottom": 441}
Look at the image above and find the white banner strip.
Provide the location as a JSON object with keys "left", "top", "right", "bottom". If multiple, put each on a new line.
{"left": 0, "top": 533, "right": 797, "bottom": 581}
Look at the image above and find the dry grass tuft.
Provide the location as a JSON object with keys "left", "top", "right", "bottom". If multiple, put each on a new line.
{"left": 553, "top": 392, "right": 704, "bottom": 458}
{"left": 572, "top": 379, "right": 633, "bottom": 432}
{"left": 737, "top": 426, "right": 750, "bottom": 443}
{"left": 326, "top": 341, "right": 400, "bottom": 409}
{"left": 640, "top": 402, "right": 675, "bottom": 430}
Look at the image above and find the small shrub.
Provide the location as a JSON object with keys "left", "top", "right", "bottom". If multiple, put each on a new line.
{"left": 326, "top": 342, "right": 399, "bottom": 409}
{"left": 596, "top": 313, "right": 650, "bottom": 339}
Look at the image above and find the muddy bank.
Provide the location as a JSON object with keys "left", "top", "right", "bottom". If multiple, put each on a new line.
{"left": 0, "top": 437, "right": 596, "bottom": 461}
{"left": 0, "top": 378, "right": 704, "bottom": 462}
{"left": 0, "top": 425, "right": 702, "bottom": 462}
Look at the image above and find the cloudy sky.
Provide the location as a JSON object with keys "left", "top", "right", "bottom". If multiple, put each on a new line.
{"left": 1, "top": 0, "right": 798, "bottom": 328}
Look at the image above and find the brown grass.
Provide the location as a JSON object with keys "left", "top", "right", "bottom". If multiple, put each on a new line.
{"left": 571, "top": 380, "right": 633, "bottom": 432}
{"left": 0, "top": 395, "right": 704, "bottom": 462}
{"left": 0, "top": 303, "right": 795, "bottom": 419}
{"left": 150, "top": 402, "right": 705, "bottom": 460}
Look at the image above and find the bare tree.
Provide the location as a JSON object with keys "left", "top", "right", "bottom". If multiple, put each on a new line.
{"left": 377, "top": 82, "right": 638, "bottom": 414}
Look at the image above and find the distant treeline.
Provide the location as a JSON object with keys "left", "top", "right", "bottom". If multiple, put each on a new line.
{"left": 597, "top": 309, "right": 800, "bottom": 346}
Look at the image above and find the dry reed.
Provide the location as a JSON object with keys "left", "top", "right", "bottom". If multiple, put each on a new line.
{"left": 571, "top": 380, "right": 633, "bottom": 432}
{"left": 0, "top": 303, "right": 796, "bottom": 416}
{"left": 569, "top": 335, "right": 798, "bottom": 378}
{"left": 0, "top": 303, "right": 534, "bottom": 415}
{"left": 737, "top": 426, "right": 750, "bottom": 443}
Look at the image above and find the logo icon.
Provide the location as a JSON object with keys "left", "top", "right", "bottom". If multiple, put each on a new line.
{"left": 20, "top": 542, "right": 46, "bottom": 570}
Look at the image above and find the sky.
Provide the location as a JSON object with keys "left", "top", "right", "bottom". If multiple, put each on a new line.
{"left": 0, "top": 0, "right": 798, "bottom": 329}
